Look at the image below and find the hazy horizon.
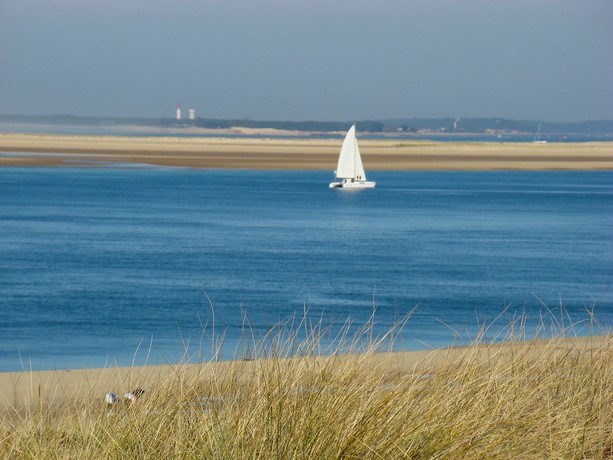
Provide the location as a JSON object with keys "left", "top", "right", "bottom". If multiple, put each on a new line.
{"left": 0, "top": 113, "right": 611, "bottom": 125}
{"left": 1, "top": 0, "right": 611, "bottom": 123}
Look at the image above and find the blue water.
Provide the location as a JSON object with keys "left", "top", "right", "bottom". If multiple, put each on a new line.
{"left": 1, "top": 168, "right": 611, "bottom": 371}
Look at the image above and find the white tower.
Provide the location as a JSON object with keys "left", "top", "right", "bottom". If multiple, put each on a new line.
{"left": 189, "top": 108, "right": 195, "bottom": 120}
{"left": 176, "top": 103, "right": 182, "bottom": 120}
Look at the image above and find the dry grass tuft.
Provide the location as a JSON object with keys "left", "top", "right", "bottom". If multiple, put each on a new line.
{"left": 1, "top": 316, "right": 611, "bottom": 459}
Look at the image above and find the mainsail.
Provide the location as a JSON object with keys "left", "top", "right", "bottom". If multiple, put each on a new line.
{"left": 335, "top": 124, "right": 367, "bottom": 180}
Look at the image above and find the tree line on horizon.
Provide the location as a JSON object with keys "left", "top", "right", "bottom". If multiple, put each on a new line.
{"left": 1, "top": 114, "right": 611, "bottom": 134}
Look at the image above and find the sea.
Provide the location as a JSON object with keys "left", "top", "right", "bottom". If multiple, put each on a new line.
{"left": 1, "top": 167, "right": 611, "bottom": 372}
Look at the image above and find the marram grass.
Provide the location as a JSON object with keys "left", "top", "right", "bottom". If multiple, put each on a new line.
{"left": 1, "top": 317, "right": 611, "bottom": 459}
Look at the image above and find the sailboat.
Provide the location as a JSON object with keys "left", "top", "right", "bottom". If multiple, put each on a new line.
{"left": 533, "top": 122, "right": 547, "bottom": 143}
{"left": 329, "top": 124, "right": 376, "bottom": 189}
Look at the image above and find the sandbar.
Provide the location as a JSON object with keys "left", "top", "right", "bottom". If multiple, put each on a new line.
{"left": 1, "top": 133, "right": 612, "bottom": 170}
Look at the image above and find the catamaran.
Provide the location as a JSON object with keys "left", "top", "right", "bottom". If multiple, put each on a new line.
{"left": 329, "top": 124, "right": 376, "bottom": 189}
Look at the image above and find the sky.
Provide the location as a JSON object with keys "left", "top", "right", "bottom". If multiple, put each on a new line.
{"left": 0, "top": 0, "right": 611, "bottom": 122}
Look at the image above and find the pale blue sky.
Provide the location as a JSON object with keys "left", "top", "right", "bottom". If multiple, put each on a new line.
{"left": 1, "top": 0, "right": 611, "bottom": 122}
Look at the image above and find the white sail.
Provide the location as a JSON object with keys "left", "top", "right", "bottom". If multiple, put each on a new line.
{"left": 335, "top": 124, "right": 367, "bottom": 180}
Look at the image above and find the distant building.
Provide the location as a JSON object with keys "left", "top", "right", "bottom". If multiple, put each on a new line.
{"left": 189, "top": 108, "right": 195, "bottom": 120}
{"left": 176, "top": 103, "right": 182, "bottom": 120}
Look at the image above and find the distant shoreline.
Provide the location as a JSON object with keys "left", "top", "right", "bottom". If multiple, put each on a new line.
{"left": 1, "top": 133, "right": 612, "bottom": 170}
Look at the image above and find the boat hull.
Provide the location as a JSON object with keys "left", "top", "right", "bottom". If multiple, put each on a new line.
{"left": 329, "top": 180, "right": 376, "bottom": 189}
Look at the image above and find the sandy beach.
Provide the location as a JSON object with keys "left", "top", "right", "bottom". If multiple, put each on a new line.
{"left": 1, "top": 133, "right": 612, "bottom": 170}
{"left": 0, "top": 335, "right": 607, "bottom": 412}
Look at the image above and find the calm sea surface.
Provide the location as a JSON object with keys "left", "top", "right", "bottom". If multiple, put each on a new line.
{"left": 1, "top": 167, "right": 611, "bottom": 371}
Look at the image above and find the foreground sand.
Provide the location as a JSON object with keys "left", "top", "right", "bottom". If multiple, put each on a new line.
{"left": 0, "top": 335, "right": 607, "bottom": 411}
{"left": 1, "top": 133, "right": 612, "bottom": 170}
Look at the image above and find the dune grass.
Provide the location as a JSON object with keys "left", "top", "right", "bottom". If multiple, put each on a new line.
{"left": 1, "top": 315, "right": 611, "bottom": 459}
